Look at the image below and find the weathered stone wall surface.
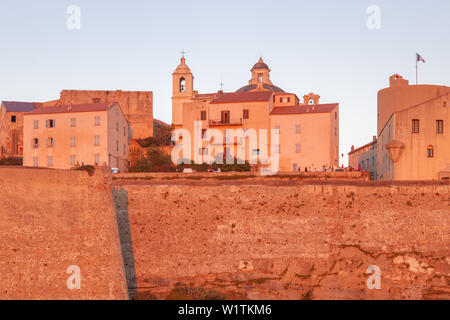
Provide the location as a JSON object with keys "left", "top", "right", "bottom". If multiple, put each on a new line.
{"left": 0, "top": 167, "right": 128, "bottom": 300}
{"left": 116, "top": 181, "right": 450, "bottom": 300}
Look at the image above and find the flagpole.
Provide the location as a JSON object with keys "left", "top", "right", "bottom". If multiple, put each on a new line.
{"left": 416, "top": 58, "right": 418, "bottom": 85}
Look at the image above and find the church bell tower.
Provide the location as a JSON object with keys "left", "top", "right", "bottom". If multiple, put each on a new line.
{"left": 172, "top": 55, "right": 193, "bottom": 127}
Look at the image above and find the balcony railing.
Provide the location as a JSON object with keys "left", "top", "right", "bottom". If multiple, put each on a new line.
{"left": 209, "top": 118, "right": 242, "bottom": 126}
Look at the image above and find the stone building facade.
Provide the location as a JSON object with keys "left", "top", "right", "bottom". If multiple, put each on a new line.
{"left": 59, "top": 90, "right": 153, "bottom": 139}
{"left": 23, "top": 102, "right": 129, "bottom": 172}
{"left": 0, "top": 101, "right": 36, "bottom": 158}
{"left": 377, "top": 75, "right": 450, "bottom": 180}
{"left": 172, "top": 57, "right": 340, "bottom": 172}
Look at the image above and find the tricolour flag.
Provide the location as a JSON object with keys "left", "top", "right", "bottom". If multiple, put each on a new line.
{"left": 416, "top": 53, "right": 426, "bottom": 63}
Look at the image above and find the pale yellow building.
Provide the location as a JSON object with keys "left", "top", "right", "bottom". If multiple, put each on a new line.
{"left": 172, "top": 56, "right": 340, "bottom": 172}
{"left": 23, "top": 102, "right": 129, "bottom": 172}
{"left": 377, "top": 75, "right": 450, "bottom": 180}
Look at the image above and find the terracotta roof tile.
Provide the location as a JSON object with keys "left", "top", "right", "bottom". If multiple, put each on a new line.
{"left": 210, "top": 91, "right": 273, "bottom": 104}
{"left": 270, "top": 103, "right": 338, "bottom": 115}
{"left": 25, "top": 103, "right": 112, "bottom": 115}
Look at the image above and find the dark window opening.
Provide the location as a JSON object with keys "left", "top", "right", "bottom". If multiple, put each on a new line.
{"left": 200, "top": 110, "right": 207, "bottom": 121}
{"left": 436, "top": 120, "right": 444, "bottom": 134}
{"left": 11, "top": 115, "right": 16, "bottom": 123}
{"left": 221, "top": 110, "right": 230, "bottom": 124}
{"left": 427, "top": 146, "right": 434, "bottom": 158}
{"left": 180, "top": 77, "right": 186, "bottom": 93}
{"left": 243, "top": 109, "right": 249, "bottom": 119}
{"left": 412, "top": 119, "right": 420, "bottom": 133}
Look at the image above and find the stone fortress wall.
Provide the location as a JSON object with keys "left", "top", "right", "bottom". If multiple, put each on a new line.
{"left": 0, "top": 167, "right": 128, "bottom": 299}
{"left": 114, "top": 178, "right": 449, "bottom": 300}
{"left": 0, "top": 167, "right": 448, "bottom": 299}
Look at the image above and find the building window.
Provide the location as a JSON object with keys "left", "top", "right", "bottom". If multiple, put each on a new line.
{"left": 335, "top": 127, "right": 337, "bottom": 136}
{"left": 275, "top": 144, "right": 280, "bottom": 154}
{"left": 221, "top": 110, "right": 230, "bottom": 124}
{"left": 48, "top": 156, "right": 53, "bottom": 167}
{"left": 198, "top": 148, "right": 208, "bottom": 156}
{"left": 47, "top": 137, "right": 55, "bottom": 148}
{"left": 201, "top": 111, "right": 207, "bottom": 121}
{"left": 412, "top": 119, "right": 420, "bottom": 133}
{"left": 123, "top": 127, "right": 126, "bottom": 137}
{"left": 94, "top": 154, "right": 100, "bottom": 165}
{"left": 274, "top": 125, "right": 280, "bottom": 133}
{"left": 292, "top": 163, "right": 298, "bottom": 172}
{"left": 335, "top": 112, "right": 337, "bottom": 120}
{"left": 94, "top": 136, "right": 100, "bottom": 146}
{"left": 70, "top": 155, "right": 76, "bottom": 166}
{"left": 252, "top": 149, "right": 260, "bottom": 156}
{"left": 243, "top": 109, "right": 249, "bottom": 119}
{"left": 295, "top": 144, "right": 301, "bottom": 153}
{"left": 46, "top": 119, "right": 56, "bottom": 128}
{"left": 33, "top": 120, "right": 39, "bottom": 129}
{"left": 201, "top": 128, "right": 207, "bottom": 138}
{"left": 71, "top": 118, "right": 76, "bottom": 127}
{"left": 70, "top": 136, "right": 76, "bottom": 147}
{"left": 11, "top": 115, "right": 16, "bottom": 123}
{"left": 436, "top": 120, "right": 444, "bottom": 134}
{"left": 123, "top": 144, "right": 126, "bottom": 155}
{"left": 33, "top": 156, "right": 38, "bottom": 167}
{"left": 32, "top": 138, "right": 40, "bottom": 149}
{"left": 95, "top": 116, "right": 100, "bottom": 126}
{"left": 180, "top": 77, "right": 186, "bottom": 93}
{"left": 116, "top": 140, "right": 119, "bottom": 152}
{"left": 427, "top": 145, "right": 434, "bottom": 158}
{"left": 116, "top": 121, "right": 119, "bottom": 132}
{"left": 287, "top": 97, "right": 291, "bottom": 103}
{"left": 296, "top": 124, "right": 301, "bottom": 133}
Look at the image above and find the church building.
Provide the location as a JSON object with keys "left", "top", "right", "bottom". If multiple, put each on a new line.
{"left": 172, "top": 56, "right": 340, "bottom": 172}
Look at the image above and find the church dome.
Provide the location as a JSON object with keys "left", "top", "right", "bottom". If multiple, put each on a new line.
{"left": 174, "top": 57, "right": 191, "bottom": 74}
{"left": 251, "top": 57, "right": 270, "bottom": 71}
{"left": 236, "top": 84, "right": 285, "bottom": 93}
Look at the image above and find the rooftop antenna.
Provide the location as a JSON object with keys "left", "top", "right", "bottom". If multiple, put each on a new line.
{"left": 220, "top": 79, "right": 224, "bottom": 91}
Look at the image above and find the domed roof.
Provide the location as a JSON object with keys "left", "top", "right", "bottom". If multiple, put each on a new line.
{"left": 236, "top": 84, "right": 285, "bottom": 93}
{"left": 251, "top": 57, "right": 270, "bottom": 71}
{"left": 174, "top": 57, "right": 191, "bottom": 73}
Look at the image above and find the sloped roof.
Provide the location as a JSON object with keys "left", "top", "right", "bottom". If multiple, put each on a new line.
{"left": 210, "top": 91, "right": 273, "bottom": 104}
{"left": 270, "top": 103, "right": 338, "bottom": 115}
{"left": 1, "top": 101, "right": 36, "bottom": 112}
{"left": 26, "top": 103, "right": 112, "bottom": 115}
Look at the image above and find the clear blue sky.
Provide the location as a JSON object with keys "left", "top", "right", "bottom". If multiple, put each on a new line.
{"left": 1, "top": 0, "right": 449, "bottom": 164}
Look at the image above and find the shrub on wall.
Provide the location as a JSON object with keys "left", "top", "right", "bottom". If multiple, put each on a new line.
{"left": 0, "top": 157, "right": 23, "bottom": 166}
{"left": 128, "top": 148, "right": 176, "bottom": 172}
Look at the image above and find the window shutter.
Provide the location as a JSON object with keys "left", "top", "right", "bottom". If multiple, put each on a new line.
{"left": 46, "top": 120, "right": 48, "bottom": 128}
{"left": 37, "top": 139, "right": 40, "bottom": 148}
{"left": 31, "top": 139, "right": 34, "bottom": 149}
